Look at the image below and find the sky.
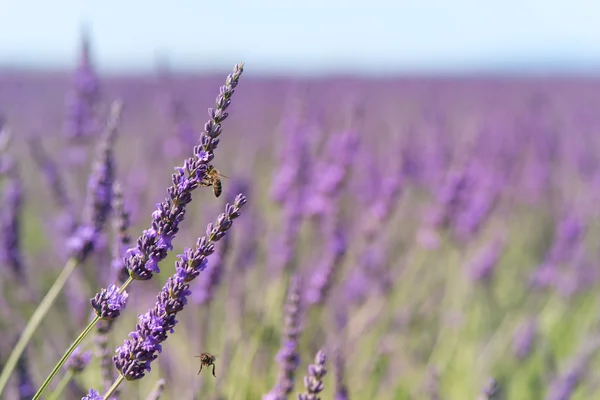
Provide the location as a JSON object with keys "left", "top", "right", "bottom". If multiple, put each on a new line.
{"left": 0, "top": 0, "right": 599, "bottom": 75}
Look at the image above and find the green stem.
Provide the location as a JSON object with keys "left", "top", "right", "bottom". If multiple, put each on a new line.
{"left": 32, "top": 315, "right": 101, "bottom": 400}
{"left": 104, "top": 374, "right": 125, "bottom": 399}
{"left": 47, "top": 369, "right": 74, "bottom": 400}
{"left": 0, "top": 257, "right": 80, "bottom": 396}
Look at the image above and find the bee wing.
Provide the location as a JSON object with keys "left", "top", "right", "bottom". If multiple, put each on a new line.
{"left": 217, "top": 172, "right": 230, "bottom": 179}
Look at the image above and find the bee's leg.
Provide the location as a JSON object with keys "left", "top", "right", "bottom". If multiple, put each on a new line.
{"left": 197, "top": 364, "right": 203, "bottom": 375}
{"left": 211, "top": 363, "right": 216, "bottom": 377}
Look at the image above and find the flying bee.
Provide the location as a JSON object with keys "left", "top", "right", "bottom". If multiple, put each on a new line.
{"left": 200, "top": 165, "right": 229, "bottom": 198}
{"left": 195, "top": 352, "right": 217, "bottom": 377}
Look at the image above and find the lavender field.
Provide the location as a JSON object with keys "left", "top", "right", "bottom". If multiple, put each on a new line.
{"left": 2, "top": 46, "right": 600, "bottom": 400}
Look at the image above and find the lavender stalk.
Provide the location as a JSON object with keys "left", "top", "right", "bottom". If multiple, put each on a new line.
{"left": 29, "top": 62, "right": 244, "bottom": 400}
{"left": 264, "top": 276, "right": 303, "bottom": 400}
{"left": 298, "top": 350, "right": 327, "bottom": 400}
{"left": 100, "top": 195, "right": 246, "bottom": 396}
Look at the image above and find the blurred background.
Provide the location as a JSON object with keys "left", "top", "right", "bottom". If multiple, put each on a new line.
{"left": 2, "top": 1, "right": 600, "bottom": 400}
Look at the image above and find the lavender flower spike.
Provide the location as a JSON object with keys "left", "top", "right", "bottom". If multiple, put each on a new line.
{"left": 66, "top": 347, "right": 92, "bottom": 373}
{"left": 298, "top": 350, "right": 327, "bottom": 400}
{"left": 67, "top": 100, "right": 122, "bottom": 262}
{"left": 264, "top": 276, "right": 303, "bottom": 400}
{"left": 82, "top": 389, "right": 102, "bottom": 400}
{"left": 121, "top": 63, "right": 244, "bottom": 282}
{"left": 112, "top": 195, "right": 246, "bottom": 382}
{"left": 91, "top": 284, "right": 129, "bottom": 320}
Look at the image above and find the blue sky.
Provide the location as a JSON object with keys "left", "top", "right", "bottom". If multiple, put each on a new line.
{"left": 0, "top": 0, "right": 599, "bottom": 75}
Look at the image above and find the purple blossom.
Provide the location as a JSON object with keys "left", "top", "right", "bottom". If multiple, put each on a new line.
{"left": 110, "top": 181, "right": 132, "bottom": 284}
{"left": 264, "top": 276, "right": 303, "bottom": 399}
{"left": 298, "top": 350, "right": 327, "bottom": 400}
{"left": 66, "top": 347, "right": 92, "bottom": 373}
{"left": 0, "top": 163, "right": 25, "bottom": 283}
{"left": 64, "top": 29, "right": 101, "bottom": 143}
{"left": 27, "top": 138, "right": 76, "bottom": 235}
{"left": 67, "top": 101, "right": 122, "bottom": 263}
{"left": 118, "top": 63, "right": 244, "bottom": 282}
{"left": 512, "top": 319, "right": 537, "bottom": 360}
{"left": 113, "top": 195, "right": 246, "bottom": 381}
{"left": 333, "top": 348, "right": 349, "bottom": 400}
{"left": 90, "top": 284, "right": 129, "bottom": 320}
{"left": 82, "top": 389, "right": 103, "bottom": 400}
{"left": 306, "top": 216, "right": 347, "bottom": 306}
{"left": 465, "top": 236, "right": 506, "bottom": 282}
{"left": 478, "top": 378, "right": 500, "bottom": 400}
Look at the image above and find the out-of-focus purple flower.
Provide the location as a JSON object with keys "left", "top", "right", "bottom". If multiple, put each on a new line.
{"left": 66, "top": 101, "right": 123, "bottom": 263}
{"left": 465, "top": 236, "right": 506, "bottom": 283}
{"left": 362, "top": 174, "right": 404, "bottom": 243}
{"left": 146, "top": 378, "right": 166, "bottom": 400}
{"left": 453, "top": 164, "right": 503, "bottom": 241}
{"left": 0, "top": 163, "right": 25, "bottom": 283}
{"left": 269, "top": 197, "right": 304, "bottom": 275}
{"left": 269, "top": 115, "right": 311, "bottom": 206}
{"left": 298, "top": 350, "right": 327, "bottom": 400}
{"left": 422, "top": 367, "right": 439, "bottom": 400}
{"left": 477, "top": 378, "right": 500, "bottom": 400}
{"left": 512, "top": 319, "right": 537, "bottom": 360}
{"left": 304, "top": 129, "right": 358, "bottom": 219}
{"left": 113, "top": 195, "right": 246, "bottom": 381}
{"left": 306, "top": 216, "right": 347, "bottom": 306}
{"left": 66, "top": 347, "right": 92, "bottom": 373}
{"left": 264, "top": 276, "right": 303, "bottom": 400}
{"left": 110, "top": 182, "right": 132, "bottom": 285}
{"left": 544, "top": 338, "right": 600, "bottom": 400}
{"left": 90, "top": 284, "right": 129, "bottom": 320}
{"left": 82, "top": 388, "right": 103, "bottom": 400}
{"left": 16, "top": 353, "right": 35, "bottom": 400}
{"left": 82, "top": 101, "right": 120, "bottom": 234}
{"left": 531, "top": 213, "right": 585, "bottom": 289}
{"left": 64, "top": 29, "right": 101, "bottom": 144}
{"left": 27, "top": 138, "right": 76, "bottom": 235}
{"left": 333, "top": 347, "right": 349, "bottom": 400}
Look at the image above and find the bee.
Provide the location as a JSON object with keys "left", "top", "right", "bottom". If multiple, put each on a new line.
{"left": 195, "top": 352, "right": 217, "bottom": 377}
{"left": 200, "top": 165, "right": 229, "bottom": 198}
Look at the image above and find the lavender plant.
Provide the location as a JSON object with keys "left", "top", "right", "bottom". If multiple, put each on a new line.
{"left": 297, "top": 350, "right": 327, "bottom": 400}
{"left": 25, "top": 63, "right": 245, "bottom": 400}
{"left": 99, "top": 194, "right": 246, "bottom": 397}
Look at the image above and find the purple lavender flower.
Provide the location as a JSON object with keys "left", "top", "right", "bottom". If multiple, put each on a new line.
{"left": 146, "top": 378, "right": 166, "bottom": 400}
{"left": 306, "top": 216, "right": 347, "bottom": 306}
{"left": 113, "top": 195, "right": 246, "bottom": 381}
{"left": 269, "top": 115, "right": 311, "bottom": 206}
{"left": 67, "top": 101, "right": 122, "bottom": 263}
{"left": 110, "top": 181, "right": 132, "bottom": 284}
{"left": 66, "top": 347, "right": 92, "bottom": 373}
{"left": 264, "top": 276, "right": 303, "bottom": 399}
{"left": 544, "top": 338, "right": 600, "bottom": 400}
{"left": 0, "top": 163, "right": 25, "bottom": 283}
{"left": 90, "top": 284, "right": 129, "bottom": 320}
{"left": 303, "top": 129, "right": 358, "bottom": 219}
{"left": 27, "top": 138, "right": 76, "bottom": 235}
{"left": 82, "top": 388, "right": 102, "bottom": 400}
{"left": 64, "top": 29, "right": 101, "bottom": 144}
{"left": 512, "top": 319, "right": 537, "bottom": 360}
{"left": 333, "top": 348, "right": 349, "bottom": 400}
{"left": 117, "top": 63, "right": 244, "bottom": 282}
{"left": 16, "top": 354, "right": 35, "bottom": 400}
{"left": 477, "top": 378, "right": 500, "bottom": 400}
{"left": 298, "top": 350, "right": 327, "bottom": 400}
{"left": 465, "top": 236, "right": 506, "bottom": 283}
